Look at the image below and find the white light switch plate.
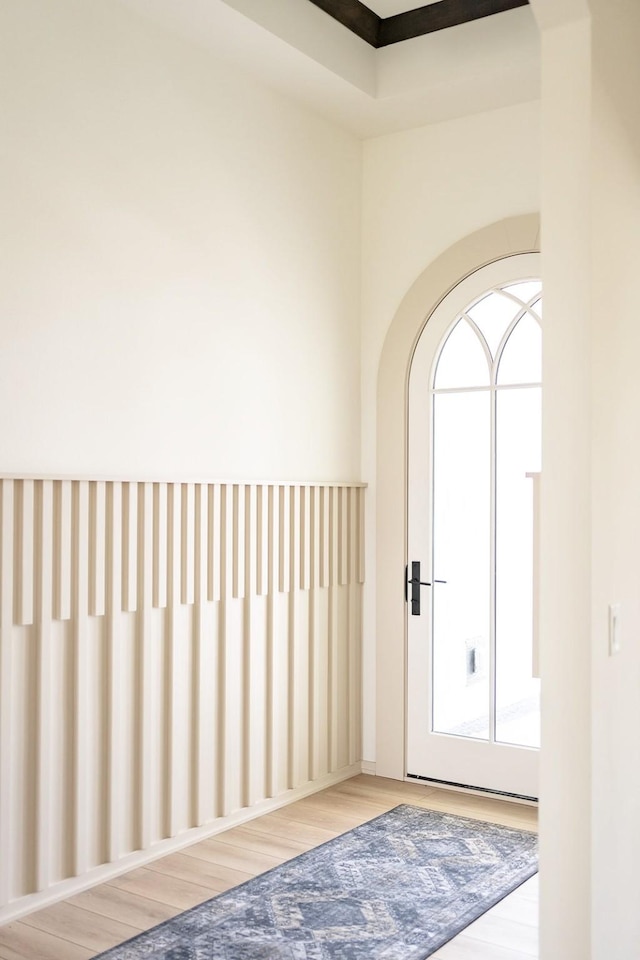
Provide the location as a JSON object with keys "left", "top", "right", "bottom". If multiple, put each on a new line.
{"left": 608, "top": 603, "right": 621, "bottom": 656}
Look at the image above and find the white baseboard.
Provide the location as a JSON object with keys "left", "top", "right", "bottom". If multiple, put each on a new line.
{"left": 361, "top": 760, "right": 376, "bottom": 776}
{"left": 0, "top": 762, "right": 361, "bottom": 927}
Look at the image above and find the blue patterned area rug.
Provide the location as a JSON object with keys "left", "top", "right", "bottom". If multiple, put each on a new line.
{"left": 93, "top": 804, "right": 537, "bottom": 960}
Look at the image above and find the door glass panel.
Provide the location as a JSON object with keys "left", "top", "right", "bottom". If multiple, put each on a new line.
{"left": 466, "top": 292, "right": 520, "bottom": 357}
{"left": 433, "top": 319, "right": 490, "bottom": 390}
{"left": 495, "top": 386, "right": 541, "bottom": 748}
{"left": 497, "top": 313, "right": 542, "bottom": 385}
{"left": 432, "top": 390, "right": 491, "bottom": 740}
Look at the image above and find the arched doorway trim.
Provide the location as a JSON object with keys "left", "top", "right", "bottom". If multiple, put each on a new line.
{"left": 375, "top": 213, "right": 540, "bottom": 780}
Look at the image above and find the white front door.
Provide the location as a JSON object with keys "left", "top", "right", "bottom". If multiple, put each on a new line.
{"left": 407, "top": 255, "right": 541, "bottom": 799}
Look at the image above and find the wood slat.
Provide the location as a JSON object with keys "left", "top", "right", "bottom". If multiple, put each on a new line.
{"left": 152, "top": 483, "right": 167, "bottom": 609}
{"left": 89, "top": 481, "right": 106, "bottom": 617}
{"left": 137, "top": 482, "right": 154, "bottom": 852}
{"left": 192, "top": 484, "right": 208, "bottom": 827}
{"left": 256, "top": 486, "right": 268, "bottom": 597}
{"left": 165, "top": 483, "right": 181, "bottom": 838}
{"left": 0, "top": 480, "right": 14, "bottom": 907}
{"left": 121, "top": 482, "right": 138, "bottom": 613}
{"left": 105, "top": 482, "right": 122, "bottom": 864}
{"left": 232, "top": 484, "right": 245, "bottom": 600}
{"left": 14, "top": 479, "right": 34, "bottom": 626}
{"left": 53, "top": 480, "right": 72, "bottom": 621}
{"left": 278, "top": 486, "right": 290, "bottom": 594}
{"left": 34, "top": 481, "right": 53, "bottom": 892}
{"left": 72, "top": 481, "right": 90, "bottom": 877}
{"left": 207, "top": 485, "right": 220, "bottom": 603}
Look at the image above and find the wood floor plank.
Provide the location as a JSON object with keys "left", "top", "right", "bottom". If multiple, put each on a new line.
{"left": 21, "top": 901, "right": 140, "bottom": 954}
{"left": 240, "top": 813, "right": 339, "bottom": 846}
{"left": 432, "top": 937, "right": 536, "bottom": 959}
{"left": 108, "top": 867, "right": 215, "bottom": 910}
{"left": 145, "top": 851, "right": 252, "bottom": 892}
{"left": 1, "top": 775, "right": 540, "bottom": 959}
{"left": 461, "top": 914, "right": 539, "bottom": 956}
{"left": 0, "top": 922, "right": 93, "bottom": 960}
{"left": 212, "top": 825, "right": 311, "bottom": 859}
{"left": 67, "top": 882, "right": 179, "bottom": 929}
{"left": 181, "top": 837, "right": 283, "bottom": 875}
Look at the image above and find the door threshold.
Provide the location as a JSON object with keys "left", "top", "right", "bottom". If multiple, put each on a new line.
{"left": 405, "top": 773, "right": 538, "bottom": 806}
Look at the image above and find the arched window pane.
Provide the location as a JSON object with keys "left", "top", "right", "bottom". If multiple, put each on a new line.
{"left": 502, "top": 281, "right": 542, "bottom": 304}
{"left": 434, "top": 319, "right": 490, "bottom": 390}
{"left": 466, "top": 292, "right": 520, "bottom": 357}
{"left": 530, "top": 297, "right": 542, "bottom": 318}
{"left": 495, "top": 386, "right": 541, "bottom": 747}
{"left": 497, "top": 313, "right": 542, "bottom": 385}
{"left": 432, "top": 390, "right": 491, "bottom": 740}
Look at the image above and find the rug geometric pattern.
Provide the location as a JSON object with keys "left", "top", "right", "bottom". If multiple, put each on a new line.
{"left": 93, "top": 804, "right": 537, "bottom": 960}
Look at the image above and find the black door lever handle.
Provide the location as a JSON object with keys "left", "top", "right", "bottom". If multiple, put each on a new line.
{"left": 406, "top": 562, "right": 446, "bottom": 615}
{"left": 407, "top": 578, "right": 447, "bottom": 587}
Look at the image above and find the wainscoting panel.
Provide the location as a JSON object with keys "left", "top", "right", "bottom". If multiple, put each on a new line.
{"left": 0, "top": 478, "right": 365, "bottom": 921}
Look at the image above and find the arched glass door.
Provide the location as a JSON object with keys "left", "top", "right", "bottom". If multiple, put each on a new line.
{"left": 407, "top": 255, "right": 541, "bottom": 798}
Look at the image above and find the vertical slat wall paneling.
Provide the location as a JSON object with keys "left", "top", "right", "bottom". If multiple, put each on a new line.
{"left": 265, "top": 486, "right": 277, "bottom": 798}
{"left": 137, "top": 483, "right": 153, "bottom": 852}
{"left": 53, "top": 481, "right": 72, "bottom": 622}
{"left": 243, "top": 485, "right": 254, "bottom": 807}
{"left": 181, "top": 482, "right": 196, "bottom": 828}
{"left": 209, "top": 485, "right": 222, "bottom": 820}
{"left": 273, "top": 486, "right": 290, "bottom": 794}
{"left": 34, "top": 481, "right": 52, "bottom": 892}
{"left": 0, "top": 476, "right": 364, "bottom": 923}
{"left": 181, "top": 484, "right": 195, "bottom": 607}
{"left": 121, "top": 483, "right": 137, "bottom": 615}
{"left": 72, "top": 482, "right": 89, "bottom": 878}
{"left": 165, "top": 484, "right": 181, "bottom": 838}
{"left": 13, "top": 481, "right": 35, "bottom": 897}
{"left": 0, "top": 481, "right": 14, "bottom": 908}
{"left": 326, "top": 487, "right": 338, "bottom": 772}
{"left": 316, "top": 486, "right": 330, "bottom": 779}
{"left": 222, "top": 484, "right": 241, "bottom": 816}
{"left": 191, "top": 485, "right": 203, "bottom": 827}
{"left": 348, "top": 487, "right": 358, "bottom": 767}
{"left": 308, "top": 487, "right": 320, "bottom": 781}
{"left": 357, "top": 488, "right": 365, "bottom": 761}
{"left": 89, "top": 483, "right": 106, "bottom": 618}
{"left": 294, "top": 486, "right": 310, "bottom": 788}
{"left": 288, "top": 486, "right": 299, "bottom": 789}
{"left": 14, "top": 480, "right": 34, "bottom": 628}
{"left": 153, "top": 484, "right": 168, "bottom": 610}
{"left": 336, "top": 486, "right": 348, "bottom": 770}
{"left": 105, "top": 482, "right": 122, "bottom": 864}
{"left": 207, "top": 485, "right": 220, "bottom": 604}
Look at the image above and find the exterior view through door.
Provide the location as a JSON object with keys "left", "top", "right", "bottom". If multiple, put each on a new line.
{"left": 407, "top": 254, "right": 541, "bottom": 799}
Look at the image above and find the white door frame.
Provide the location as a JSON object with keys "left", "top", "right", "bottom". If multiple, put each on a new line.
{"left": 375, "top": 214, "right": 540, "bottom": 782}
{"left": 406, "top": 253, "right": 541, "bottom": 798}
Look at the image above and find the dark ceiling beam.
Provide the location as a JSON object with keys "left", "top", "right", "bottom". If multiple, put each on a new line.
{"left": 307, "top": 0, "right": 381, "bottom": 47}
{"left": 306, "top": 0, "right": 530, "bottom": 48}
{"left": 378, "top": 0, "right": 530, "bottom": 47}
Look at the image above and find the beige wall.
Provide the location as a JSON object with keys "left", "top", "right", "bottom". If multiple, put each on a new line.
{"left": 534, "top": 1, "right": 640, "bottom": 955}
{"left": 0, "top": 0, "right": 362, "bottom": 482}
{"left": 536, "top": 13, "right": 592, "bottom": 958}
{"left": 360, "top": 102, "right": 541, "bottom": 760}
{"left": 590, "top": 1, "right": 640, "bottom": 955}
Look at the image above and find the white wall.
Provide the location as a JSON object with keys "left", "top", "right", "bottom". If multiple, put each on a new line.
{"left": 0, "top": 0, "right": 362, "bottom": 482}
{"left": 360, "top": 101, "right": 540, "bottom": 760}
{"left": 533, "top": 1, "right": 640, "bottom": 954}
{"left": 590, "top": 1, "right": 640, "bottom": 955}
{"left": 535, "top": 13, "right": 592, "bottom": 958}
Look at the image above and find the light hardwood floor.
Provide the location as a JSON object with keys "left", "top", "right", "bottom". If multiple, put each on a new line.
{"left": 0, "top": 775, "right": 538, "bottom": 960}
